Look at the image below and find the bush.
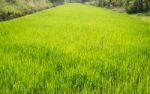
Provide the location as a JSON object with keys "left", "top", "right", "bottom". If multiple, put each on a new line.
{"left": 126, "top": 1, "right": 137, "bottom": 13}
{"left": 1, "top": 4, "right": 21, "bottom": 15}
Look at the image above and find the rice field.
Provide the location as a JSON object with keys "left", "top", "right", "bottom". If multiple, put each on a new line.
{"left": 0, "top": 3, "right": 150, "bottom": 94}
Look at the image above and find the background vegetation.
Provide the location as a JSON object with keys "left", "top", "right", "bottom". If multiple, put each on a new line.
{"left": 0, "top": 0, "right": 150, "bottom": 21}
{"left": 67, "top": 0, "right": 150, "bottom": 13}
{"left": 0, "top": 0, "right": 64, "bottom": 20}
{"left": 0, "top": 3, "right": 149, "bottom": 93}
{"left": 93, "top": 0, "right": 150, "bottom": 13}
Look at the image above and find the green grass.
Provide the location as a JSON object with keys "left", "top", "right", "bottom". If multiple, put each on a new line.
{"left": 0, "top": 3, "right": 150, "bottom": 94}
{"left": 130, "top": 14, "right": 150, "bottom": 23}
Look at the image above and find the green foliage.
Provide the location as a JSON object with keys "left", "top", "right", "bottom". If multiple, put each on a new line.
{"left": 0, "top": 0, "right": 53, "bottom": 20}
{"left": 49, "top": 0, "right": 64, "bottom": 5}
{"left": 93, "top": 0, "right": 150, "bottom": 13}
{"left": 65, "top": 0, "right": 89, "bottom": 3}
{"left": 0, "top": 4, "right": 21, "bottom": 15}
{"left": 0, "top": 3, "right": 150, "bottom": 93}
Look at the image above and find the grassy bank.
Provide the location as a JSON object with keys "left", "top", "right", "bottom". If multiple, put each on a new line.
{"left": 0, "top": 0, "right": 53, "bottom": 21}
{"left": 0, "top": 3, "right": 150, "bottom": 94}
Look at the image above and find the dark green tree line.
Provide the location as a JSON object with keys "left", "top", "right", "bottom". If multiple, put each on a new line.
{"left": 94, "top": 0, "right": 150, "bottom": 13}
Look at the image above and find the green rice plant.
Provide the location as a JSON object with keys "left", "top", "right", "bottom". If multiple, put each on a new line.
{"left": 0, "top": 3, "right": 150, "bottom": 94}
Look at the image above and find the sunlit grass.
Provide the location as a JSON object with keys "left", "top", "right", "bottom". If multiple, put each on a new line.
{"left": 0, "top": 3, "right": 150, "bottom": 94}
